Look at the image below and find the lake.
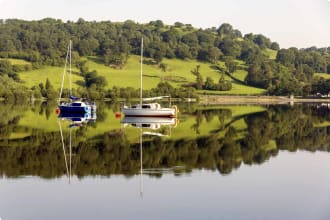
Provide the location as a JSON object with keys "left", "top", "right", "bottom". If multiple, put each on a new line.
{"left": 0, "top": 102, "right": 330, "bottom": 220}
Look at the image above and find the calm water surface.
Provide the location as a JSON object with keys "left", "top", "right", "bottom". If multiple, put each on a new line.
{"left": 0, "top": 102, "right": 329, "bottom": 220}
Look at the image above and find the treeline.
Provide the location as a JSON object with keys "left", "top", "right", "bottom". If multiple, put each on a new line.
{"left": 246, "top": 47, "right": 330, "bottom": 95}
{"left": 0, "top": 19, "right": 279, "bottom": 65}
{"left": 0, "top": 18, "right": 329, "bottom": 96}
{"left": 1, "top": 104, "right": 330, "bottom": 178}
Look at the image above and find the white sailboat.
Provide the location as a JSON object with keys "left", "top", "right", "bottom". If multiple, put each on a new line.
{"left": 121, "top": 38, "right": 177, "bottom": 117}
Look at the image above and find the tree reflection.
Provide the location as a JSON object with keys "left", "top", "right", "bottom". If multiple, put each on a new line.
{"left": 0, "top": 103, "right": 330, "bottom": 178}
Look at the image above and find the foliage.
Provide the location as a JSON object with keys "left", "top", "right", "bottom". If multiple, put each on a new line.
{"left": 191, "top": 65, "right": 203, "bottom": 90}
{"left": 0, "top": 19, "right": 328, "bottom": 96}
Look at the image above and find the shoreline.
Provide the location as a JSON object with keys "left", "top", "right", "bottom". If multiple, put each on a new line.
{"left": 199, "top": 95, "right": 330, "bottom": 105}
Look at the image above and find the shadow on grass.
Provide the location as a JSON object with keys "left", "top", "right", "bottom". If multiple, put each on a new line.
{"left": 87, "top": 56, "right": 104, "bottom": 65}
{"left": 75, "top": 80, "right": 85, "bottom": 87}
{"left": 210, "top": 64, "right": 247, "bottom": 85}
{"left": 143, "top": 59, "right": 158, "bottom": 66}
{"left": 143, "top": 74, "right": 158, "bottom": 78}
{"left": 164, "top": 75, "right": 187, "bottom": 83}
{"left": 210, "top": 65, "right": 225, "bottom": 72}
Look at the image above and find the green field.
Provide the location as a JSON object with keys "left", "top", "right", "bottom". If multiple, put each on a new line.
{"left": 19, "top": 66, "right": 84, "bottom": 89}
{"left": 0, "top": 58, "right": 31, "bottom": 65}
{"left": 85, "top": 55, "right": 225, "bottom": 89}
{"left": 16, "top": 55, "right": 265, "bottom": 95}
{"left": 198, "top": 84, "right": 265, "bottom": 95}
{"left": 233, "top": 69, "right": 248, "bottom": 82}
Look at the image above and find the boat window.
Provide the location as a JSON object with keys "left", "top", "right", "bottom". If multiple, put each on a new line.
{"left": 142, "top": 124, "right": 151, "bottom": 127}
{"left": 132, "top": 105, "right": 137, "bottom": 108}
{"left": 72, "top": 103, "right": 82, "bottom": 107}
{"left": 142, "top": 105, "right": 151, "bottom": 109}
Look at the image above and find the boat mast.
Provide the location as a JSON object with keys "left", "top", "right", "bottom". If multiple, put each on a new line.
{"left": 140, "top": 37, "right": 143, "bottom": 106}
{"left": 58, "top": 120, "right": 70, "bottom": 181}
{"left": 140, "top": 128, "right": 143, "bottom": 197}
{"left": 69, "top": 40, "right": 72, "bottom": 97}
{"left": 59, "top": 42, "right": 70, "bottom": 102}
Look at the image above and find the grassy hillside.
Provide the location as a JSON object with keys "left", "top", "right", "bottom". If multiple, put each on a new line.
{"left": 19, "top": 66, "right": 84, "bottom": 89}
{"left": 85, "top": 55, "right": 224, "bottom": 89}
{"left": 0, "top": 58, "right": 31, "bottom": 65}
{"left": 17, "top": 55, "right": 265, "bottom": 95}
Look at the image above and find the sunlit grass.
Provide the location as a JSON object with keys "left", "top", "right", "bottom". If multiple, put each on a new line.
{"left": 264, "top": 49, "right": 277, "bottom": 60}
{"left": 19, "top": 66, "right": 84, "bottom": 89}
{"left": 17, "top": 55, "right": 264, "bottom": 95}
{"left": 85, "top": 55, "right": 224, "bottom": 89}
{"left": 0, "top": 58, "right": 31, "bottom": 65}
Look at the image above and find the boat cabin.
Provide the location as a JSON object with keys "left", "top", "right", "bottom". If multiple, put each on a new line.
{"left": 131, "top": 103, "right": 161, "bottom": 110}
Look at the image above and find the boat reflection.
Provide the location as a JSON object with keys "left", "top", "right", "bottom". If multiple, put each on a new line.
{"left": 58, "top": 111, "right": 96, "bottom": 127}
{"left": 121, "top": 116, "right": 183, "bottom": 197}
{"left": 57, "top": 111, "right": 97, "bottom": 183}
{"left": 121, "top": 116, "right": 177, "bottom": 130}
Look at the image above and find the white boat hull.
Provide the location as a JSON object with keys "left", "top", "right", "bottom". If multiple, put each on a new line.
{"left": 122, "top": 107, "right": 175, "bottom": 117}
{"left": 122, "top": 117, "right": 176, "bottom": 124}
{"left": 122, "top": 116, "right": 177, "bottom": 129}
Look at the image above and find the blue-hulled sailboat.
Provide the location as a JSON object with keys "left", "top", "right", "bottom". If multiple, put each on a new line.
{"left": 57, "top": 40, "right": 96, "bottom": 114}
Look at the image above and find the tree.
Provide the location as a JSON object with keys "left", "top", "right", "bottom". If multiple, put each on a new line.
{"left": 270, "top": 42, "right": 280, "bottom": 50}
{"left": 218, "top": 37, "right": 241, "bottom": 58}
{"left": 159, "top": 63, "right": 168, "bottom": 82}
{"left": 44, "top": 78, "right": 57, "bottom": 99}
{"left": 204, "top": 77, "right": 215, "bottom": 90}
{"left": 198, "top": 47, "right": 221, "bottom": 63}
{"left": 191, "top": 65, "right": 203, "bottom": 90}
{"left": 217, "top": 23, "right": 233, "bottom": 36}
{"left": 175, "top": 44, "right": 191, "bottom": 59}
{"left": 0, "top": 60, "right": 12, "bottom": 75}
{"left": 224, "top": 56, "right": 237, "bottom": 74}
{"left": 174, "top": 22, "right": 184, "bottom": 28}
{"left": 84, "top": 70, "right": 107, "bottom": 90}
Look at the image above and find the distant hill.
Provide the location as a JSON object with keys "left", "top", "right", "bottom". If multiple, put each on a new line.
{"left": 0, "top": 18, "right": 329, "bottom": 99}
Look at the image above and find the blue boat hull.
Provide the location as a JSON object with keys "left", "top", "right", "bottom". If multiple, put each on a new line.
{"left": 59, "top": 105, "right": 91, "bottom": 113}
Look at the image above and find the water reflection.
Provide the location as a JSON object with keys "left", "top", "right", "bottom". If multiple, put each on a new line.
{"left": 122, "top": 116, "right": 177, "bottom": 130}
{"left": 0, "top": 102, "right": 329, "bottom": 178}
{"left": 121, "top": 116, "right": 183, "bottom": 195}
{"left": 58, "top": 112, "right": 97, "bottom": 127}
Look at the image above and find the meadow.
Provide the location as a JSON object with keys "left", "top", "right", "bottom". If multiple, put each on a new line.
{"left": 17, "top": 55, "right": 266, "bottom": 95}
{"left": 19, "top": 66, "right": 84, "bottom": 89}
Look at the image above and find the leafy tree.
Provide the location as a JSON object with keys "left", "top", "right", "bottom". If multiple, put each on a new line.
{"left": 44, "top": 78, "right": 57, "bottom": 99}
{"left": 224, "top": 56, "right": 237, "bottom": 74}
{"left": 270, "top": 42, "right": 280, "bottom": 50}
{"left": 175, "top": 44, "right": 191, "bottom": 59}
{"left": 218, "top": 37, "right": 241, "bottom": 58}
{"left": 204, "top": 77, "right": 215, "bottom": 90}
{"left": 84, "top": 70, "right": 107, "bottom": 89}
{"left": 191, "top": 65, "right": 203, "bottom": 90}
